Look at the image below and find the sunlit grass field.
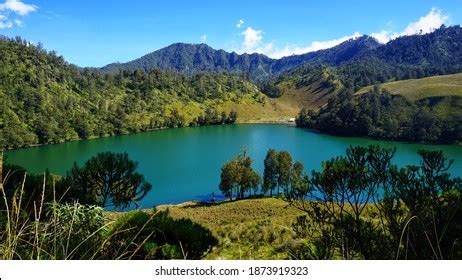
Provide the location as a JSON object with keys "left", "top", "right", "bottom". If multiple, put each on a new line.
{"left": 356, "top": 73, "right": 462, "bottom": 101}
{"left": 157, "top": 197, "right": 304, "bottom": 259}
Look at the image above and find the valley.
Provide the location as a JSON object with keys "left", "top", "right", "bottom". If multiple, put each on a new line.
{"left": 2, "top": 21, "right": 462, "bottom": 262}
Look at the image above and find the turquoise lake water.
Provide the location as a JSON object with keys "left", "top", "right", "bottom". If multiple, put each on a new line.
{"left": 5, "top": 124, "right": 462, "bottom": 208}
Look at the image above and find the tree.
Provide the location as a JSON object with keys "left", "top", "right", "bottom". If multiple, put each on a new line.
{"left": 263, "top": 149, "right": 278, "bottom": 196}
{"left": 240, "top": 156, "right": 262, "bottom": 197}
{"left": 60, "top": 152, "right": 152, "bottom": 209}
{"left": 218, "top": 159, "right": 240, "bottom": 199}
{"left": 218, "top": 150, "right": 261, "bottom": 200}
{"left": 277, "top": 151, "right": 293, "bottom": 194}
{"left": 226, "top": 111, "right": 238, "bottom": 124}
{"left": 287, "top": 161, "right": 310, "bottom": 198}
{"left": 285, "top": 145, "right": 462, "bottom": 260}
{"left": 220, "top": 111, "right": 227, "bottom": 124}
{"left": 388, "top": 150, "right": 462, "bottom": 259}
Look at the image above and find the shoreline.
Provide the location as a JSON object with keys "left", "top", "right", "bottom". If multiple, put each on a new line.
{"left": 2, "top": 120, "right": 294, "bottom": 152}
{"left": 4, "top": 120, "right": 461, "bottom": 152}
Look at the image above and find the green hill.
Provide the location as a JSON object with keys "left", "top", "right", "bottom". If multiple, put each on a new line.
{"left": 275, "top": 64, "right": 344, "bottom": 111}
{"left": 3, "top": 25, "right": 462, "bottom": 149}
{"left": 356, "top": 73, "right": 462, "bottom": 101}
{"left": 0, "top": 37, "right": 300, "bottom": 149}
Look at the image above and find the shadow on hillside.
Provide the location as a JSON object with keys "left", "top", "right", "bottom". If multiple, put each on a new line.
{"left": 180, "top": 194, "right": 276, "bottom": 209}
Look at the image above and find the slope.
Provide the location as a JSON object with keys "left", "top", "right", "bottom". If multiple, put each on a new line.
{"left": 101, "top": 36, "right": 381, "bottom": 83}
{"left": 0, "top": 37, "right": 301, "bottom": 149}
{"left": 356, "top": 73, "right": 462, "bottom": 101}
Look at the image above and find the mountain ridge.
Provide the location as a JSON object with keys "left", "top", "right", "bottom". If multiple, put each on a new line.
{"left": 101, "top": 35, "right": 383, "bottom": 82}
{"left": 101, "top": 26, "right": 462, "bottom": 84}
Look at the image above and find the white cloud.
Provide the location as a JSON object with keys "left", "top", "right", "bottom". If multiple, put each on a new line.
{"left": 0, "top": 1, "right": 37, "bottom": 29}
{"left": 269, "top": 32, "right": 362, "bottom": 58}
{"left": 0, "top": 0, "right": 37, "bottom": 16}
{"left": 0, "top": 16, "right": 12, "bottom": 28}
{"left": 236, "top": 19, "right": 244, "bottom": 28}
{"left": 402, "top": 7, "right": 448, "bottom": 35}
{"left": 237, "top": 26, "right": 361, "bottom": 58}
{"left": 370, "top": 30, "right": 399, "bottom": 44}
{"left": 0, "top": 13, "right": 12, "bottom": 29}
{"left": 0, "top": 21, "right": 12, "bottom": 28}
{"left": 200, "top": 34, "right": 207, "bottom": 43}
{"left": 240, "top": 26, "right": 275, "bottom": 54}
{"left": 234, "top": 8, "right": 450, "bottom": 58}
{"left": 370, "top": 8, "right": 449, "bottom": 43}
{"left": 242, "top": 26, "right": 263, "bottom": 50}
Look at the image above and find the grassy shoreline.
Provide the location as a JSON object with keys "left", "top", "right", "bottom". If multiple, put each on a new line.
{"left": 107, "top": 197, "right": 305, "bottom": 259}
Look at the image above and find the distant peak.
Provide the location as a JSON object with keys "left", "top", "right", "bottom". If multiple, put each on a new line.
{"left": 165, "top": 42, "right": 211, "bottom": 48}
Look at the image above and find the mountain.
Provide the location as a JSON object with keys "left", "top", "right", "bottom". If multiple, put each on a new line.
{"left": 277, "top": 26, "right": 462, "bottom": 92}
{"left": 371, "top": 25, "right": 462, "bottom": 66}
{"left": 2, "top": 26, "right": 462, "bottom": 149}
{"left": 101, "top": 36, "right": 382, "bottom": 82}
{"left": 271, "top": 35, "right": 381, "bottom": 73}
{"left": 1, "top": 36, "right": 307, "bottom": 149}
{"left": 102, "top": 43, "right": 275, "bottom": 82}
{"left": 102, "top": 26, "right": 462, "bottom": 85}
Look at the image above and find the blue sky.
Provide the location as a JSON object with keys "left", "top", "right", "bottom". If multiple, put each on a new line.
{"left": 0, "top": 0, "right": 461, "bottom": 67}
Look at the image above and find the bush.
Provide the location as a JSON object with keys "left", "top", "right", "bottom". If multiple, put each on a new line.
{"left": 102, "top": 209, "right": 217, "bottom": 259}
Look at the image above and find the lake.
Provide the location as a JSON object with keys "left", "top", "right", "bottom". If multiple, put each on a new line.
{"left": 5, "top": 124, "right": 462, "bottom": 209}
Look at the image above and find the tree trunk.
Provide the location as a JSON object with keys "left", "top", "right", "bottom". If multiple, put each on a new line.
{"left": 0, "top": 151, "right": 3, "bottom": 190}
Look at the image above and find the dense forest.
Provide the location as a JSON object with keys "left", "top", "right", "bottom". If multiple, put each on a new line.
{"left": 2, "top": 26, "right": 462, "bottom": 149}
{"left": 0, "top": 36, "right": 256, "bottom": 149}
{"left": 277, "top": 26, "right": 462, "bottom": 92}
{"left": 103, "top": 26, "right": 462, "bottom": 86}
{"left": 296, "top": 85, "right": 462, "bottom": 143}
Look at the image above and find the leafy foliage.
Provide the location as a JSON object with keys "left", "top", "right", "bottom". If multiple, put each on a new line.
{"left": 296, "top": 86, "right": 462, "bottom": 143}
{"left": 0, "top": 37, "right": 256, "bottom": 149}
{"left": 261, "top": 149, "right": 296, "bottom": 196}
{"left": 285, "top": 145, "right": 462, "bottom": 260}
{"left": 59, "top": 152, "right": 152, "bottom": 209}
{"left": 102, "top": 210, "right": 217, "bottom": 259}
{"left": 219, "top": 150, "right": 262, "bottom": 199}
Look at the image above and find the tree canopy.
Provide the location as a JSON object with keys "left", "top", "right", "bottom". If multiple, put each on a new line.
{"left": 219, "top": 150, "right": 261, "bottom": 200}
{"left": 59, "top": 152, "right": 152, "bottom": 209}
{"left": 296, "top": 86, "right": 462, "bottom": 143}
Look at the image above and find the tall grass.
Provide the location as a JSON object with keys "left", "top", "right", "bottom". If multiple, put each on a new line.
{"left": 0, "top": 164, "right": 110, "bottom": 259}
{"left": 1, "top": 153, "right": 218, "bottom": 260}
{"left": 0, "top": 155, "right": 170, "bottom": 260}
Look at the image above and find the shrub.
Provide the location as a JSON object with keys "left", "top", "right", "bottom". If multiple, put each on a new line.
{"left": 102, "top": 209, "right": 217, "bottom": 259}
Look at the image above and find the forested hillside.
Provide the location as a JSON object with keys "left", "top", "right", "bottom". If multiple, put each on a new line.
{"left": 102, "top": 26, "right": 462, "bottom": 86}
{"left": 101, "top": 36, "right": 381, "bottom": 83}
{"left": 0, "top": 37, "right": 267, "bottom": 149}
{"left": 2, "top": 26, "right": 462, "bottom": 149}
{"left": 296, "top": 85, "right": 462, "bottom": 143}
